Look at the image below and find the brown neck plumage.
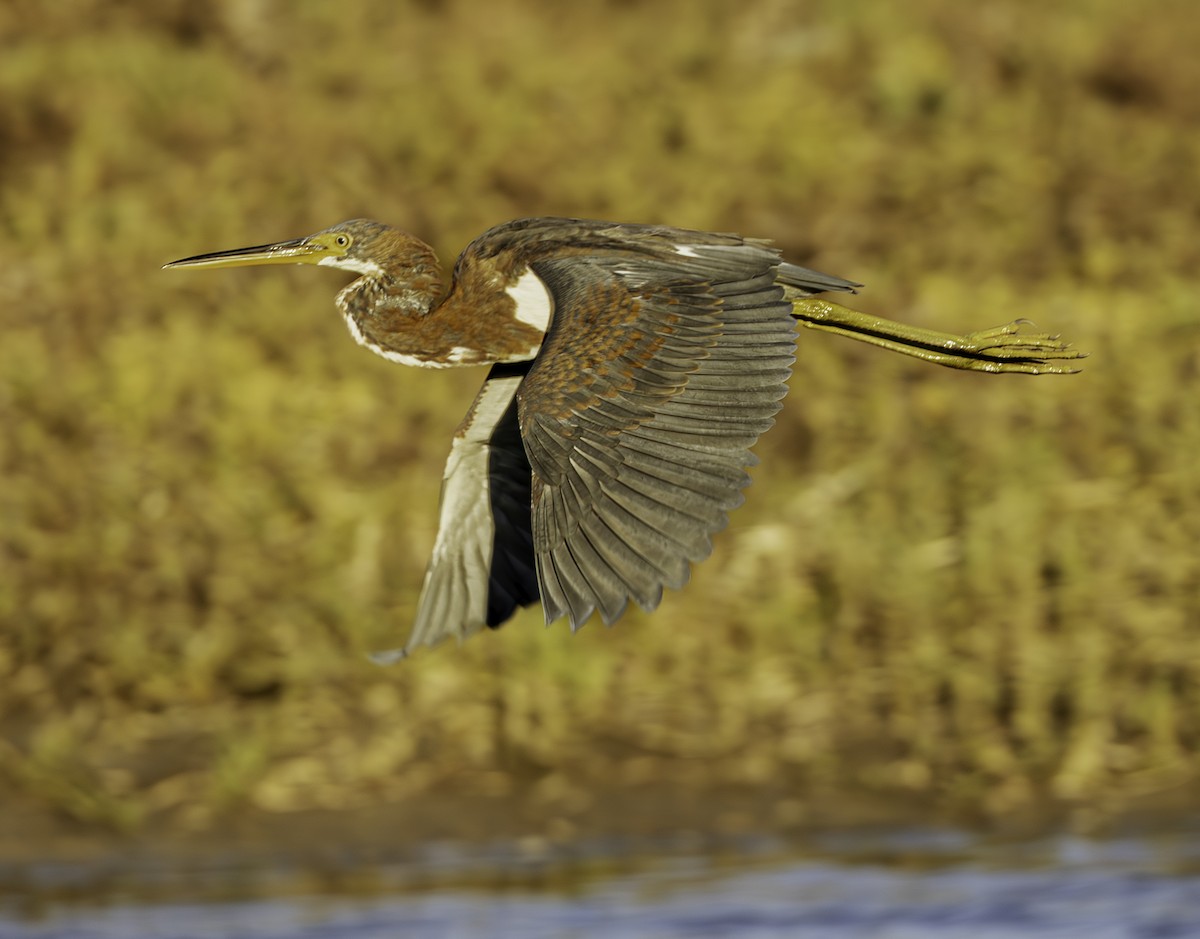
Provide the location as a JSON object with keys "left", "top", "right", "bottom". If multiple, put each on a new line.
{"left": 336, "top": 233, "right": 549, "bottom": 368}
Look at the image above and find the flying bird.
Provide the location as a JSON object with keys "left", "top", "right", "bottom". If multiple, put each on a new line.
{"left": 165, "top": 217, "right": 1083, "bottom": 659}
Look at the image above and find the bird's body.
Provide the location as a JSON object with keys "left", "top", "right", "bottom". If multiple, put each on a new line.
{"left": 166, "top": 217, "right": 1083, "bottom": 658}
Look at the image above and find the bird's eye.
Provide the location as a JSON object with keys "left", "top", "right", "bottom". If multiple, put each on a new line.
{"left": 335, "top": 234, "right": 350, "bottom": 247}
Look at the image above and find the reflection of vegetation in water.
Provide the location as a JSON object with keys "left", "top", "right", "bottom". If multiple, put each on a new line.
{"left": 0, "top": 0, "right": 1197, "bottom": 835}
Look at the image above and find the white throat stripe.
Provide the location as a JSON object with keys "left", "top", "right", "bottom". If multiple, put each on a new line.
{"left": 319, "top": 255, "right": 384, "bottom": 276}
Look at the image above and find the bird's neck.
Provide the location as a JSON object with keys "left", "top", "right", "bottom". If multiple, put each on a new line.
{"left": 337, "top": 266, "right": 549, "bottom": 369}
{"left": 335, "top": 269, "right": 457, "bottom": 368}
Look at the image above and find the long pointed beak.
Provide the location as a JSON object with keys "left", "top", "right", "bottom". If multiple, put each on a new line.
{"left": 163, "top": 237, "right": 328, "bottom": 270}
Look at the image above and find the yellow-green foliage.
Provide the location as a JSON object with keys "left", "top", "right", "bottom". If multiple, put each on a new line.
{"left": 1, "top": 0, "right": 1198, "bottom": 833}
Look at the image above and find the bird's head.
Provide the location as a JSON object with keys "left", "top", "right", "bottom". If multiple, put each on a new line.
{"left": 163, "top": 219, "right": 426, "bottom": 279}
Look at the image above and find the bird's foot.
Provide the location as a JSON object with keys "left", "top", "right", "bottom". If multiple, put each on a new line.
{"left": 944, "top": 319, "right": 1088, "bottom": 374}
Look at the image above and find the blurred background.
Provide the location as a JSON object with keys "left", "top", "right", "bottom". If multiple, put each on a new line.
{"left": 1, "top": 0, "right": 1199, "bottom": 929}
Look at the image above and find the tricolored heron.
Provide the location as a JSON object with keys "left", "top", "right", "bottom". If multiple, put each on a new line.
{"left": 165, "top": 217, "right": 1083, "bottom": 659}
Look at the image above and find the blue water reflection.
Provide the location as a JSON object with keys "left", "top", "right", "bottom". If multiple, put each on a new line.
{"left": 5, "top": 827, "right": 1199, "bottom": 938}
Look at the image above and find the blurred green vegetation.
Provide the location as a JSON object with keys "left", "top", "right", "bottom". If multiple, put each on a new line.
{"left": 0, "top": 0, "right": 1198, "bottom": 840}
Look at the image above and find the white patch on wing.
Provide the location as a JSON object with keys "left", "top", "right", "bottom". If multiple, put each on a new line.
{"left": 397, "top": 371, "right": 525, "bottom": 654}
{"left": 674, "top": 245, "right": 701, "bottom": 258}
{"left": 506, "top": 269, "right": 554, "bottom": 333}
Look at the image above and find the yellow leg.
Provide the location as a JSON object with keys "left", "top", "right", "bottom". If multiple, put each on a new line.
{"left": 791, "top": 298, "right": 1086, "bottom": 375}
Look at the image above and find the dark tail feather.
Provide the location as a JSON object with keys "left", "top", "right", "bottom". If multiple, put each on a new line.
{"left": 778, "top": 262, "right": 861, "bottom": 297}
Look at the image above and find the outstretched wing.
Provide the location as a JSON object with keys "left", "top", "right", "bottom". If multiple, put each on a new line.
{"left": 376, "top": 362, "right": 539, "bottom": 662}
{"left": 516, "top": 243, "right": 798, "bottom": 629}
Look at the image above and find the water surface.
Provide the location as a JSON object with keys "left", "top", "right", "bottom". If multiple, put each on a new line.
{"left": 4, "top": 822, "right": 1199, "bottom": 938}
